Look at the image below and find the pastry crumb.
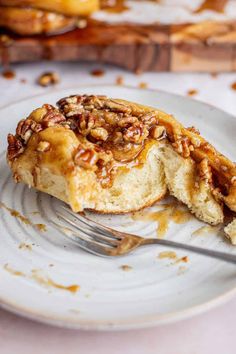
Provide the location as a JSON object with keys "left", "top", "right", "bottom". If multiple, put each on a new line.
{"left": 210, "top": 72, "right": 218, "bottom": 78}
{"left": 139, "top": 82, "right": 148, "bottom": 89}
{"left": 2, "top": 69, "right": 15, "bottom": 79}
{"left": 18, "top": 243, "right": 32, "bottom": 251}
{"left": 120, "top": 264, "right": 132, "bottom": 271}
{"left": 158, "top": 251, "right": 177, "bottom": 260}
{"left": 187, "top": 89, "right": 198, "bottom": 96}
{"left": 76, "top": 18, "right": 87, "bottom": 29}
{"left": 35, "top": 223, "right": 47, "bottom": 232}
{"left": 116, "top": 75, "right": 124, "bottom": 85}
{"left": 231, "top": 82, "right": 236, "bottom": 91}
{"left": 90, "top": 69, "right": 105, "bottom": 77}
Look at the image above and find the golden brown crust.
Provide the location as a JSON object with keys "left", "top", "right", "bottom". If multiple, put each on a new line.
{"left": 0, "top": 6, "right": 76, "bottom": 35}
{"left": 85, "top": 191, "right": 167, "bottom": 215}
{"left": 0, "top": 0, "right": 99, "bottom": 16}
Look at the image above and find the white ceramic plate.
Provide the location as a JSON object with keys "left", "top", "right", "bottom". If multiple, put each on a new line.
{"left": 0, "top": 85, "right": 236, "bottom": 330}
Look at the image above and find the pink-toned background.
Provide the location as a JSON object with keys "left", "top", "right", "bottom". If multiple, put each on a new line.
{"left": 1, "top": 62, "right": 236, "bottom": 354}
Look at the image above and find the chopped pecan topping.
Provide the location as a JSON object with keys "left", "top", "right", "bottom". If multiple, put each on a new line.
{"left": 77, "top": 112, "right": 96, "bottom": 136}
{"left": 7, "top": 93, "right": 236, "bottom": 199}
{"left": 103, "top": 111, "right": 119, "bottom": 125}
{"left": 103, "top": 99, "right": 132, "bottom": 114}
{"left": 90, "top": 127, "right": 108, "bottom": 141}
{"left": 113, "top": 131, "right": 123, "bottom": 144}
{"left": 150, "top": 126, "right": 166, "bottom": 140}
{"left": 190, "top": 135, "right": 201, "bottom": 148}
{"left": 16, "top": 119, "right": 33, "bottom": 142}
{"left": 140, "top": 112, "right": 158, "bottom": 126}
{"left": 202, "top": 142, "right": 212, "bottom": 152}
{"left": 187, "top": 126, "right": 200, "bottom": 135}
{"left": 117, "top": 116, "right": 138, "bottom": 128}
{"left": 41, "top": 110, "right": 66, "bottom": 128}
{"left": 7, "top": 134, "right": 24, "bottom": 160}
{"left": 172, "top": 136, "right": 191, "bottom": 158}
{"left": 198, "top": 158, "right": 212, "bottom": 184}
{"left": 16, "top": 119, "right": 42, "bottom": 143}
{"left": 122, "top": 123, "right": 148, "bottom": 144}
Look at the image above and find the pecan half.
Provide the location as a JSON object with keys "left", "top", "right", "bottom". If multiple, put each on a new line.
{"left": 7, "top": 134, "right": 24, "bottom": 160}
{"left": 103, "top": 99, "right": 132, "bottom": 114}
{"left": 16, "top": 119, "right": 33, "bottom": 142}
{"left": 41, "top": 110, "right": 66, "bottom": 128}
{"left": 77, "top": 112, "right": 96, "bottom": 136}
{"left": 16, "top": 118, "right": 42, "bottom": 143}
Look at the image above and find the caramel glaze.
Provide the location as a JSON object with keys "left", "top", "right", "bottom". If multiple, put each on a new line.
{"left": 133, "top": 200, "right": 192, "bottom": 238}
{"left": 7, "top": 95, "right": 236, "bottom": 213}
{"left": 194, "top": 0, "right": 228, "bottom": 13}
{"left": 187, "top": 89, "right": 198, "bottom": 96}
{"left": 31, "top": 270, "right": 80, "bottom": 293}
{"left": 0, "top": 201, "right": 47, "bottom": 231}
{"left": 97, "top": 139, "right": 157, "bottom": 188}
{"left": 158, "top": 251, "right": 189, "bottom": 263}
{"left": 192, "top": 225, "right": 220, "bottom": 236}
{"left": 107, "top": 234, "right": 142, "bottom": 256}
{"left": 101, "top": 0, "right": 129, "bottom": 13}
{"left": 4, "top": 265, "right": 80, "bottom": 294}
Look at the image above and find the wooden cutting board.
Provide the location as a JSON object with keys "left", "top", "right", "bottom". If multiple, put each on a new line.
{"left": 1, "top": 19, "right": 236, "bottom": 72}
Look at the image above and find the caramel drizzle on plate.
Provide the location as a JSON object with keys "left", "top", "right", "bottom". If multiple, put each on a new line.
{"left": 133, "top": 200, "right": 192, "bottom": 238}
{"left": 4, "top": 265, "right": 80, "bottom": 294}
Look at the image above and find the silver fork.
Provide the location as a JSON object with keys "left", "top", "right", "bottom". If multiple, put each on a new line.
{"left": 56, "top": 206, "right": 236, "bottom": 264}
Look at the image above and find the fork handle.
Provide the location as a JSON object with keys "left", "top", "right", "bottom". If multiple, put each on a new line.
{"left": 142, "top": 238, "right": 236, "bottom": 264}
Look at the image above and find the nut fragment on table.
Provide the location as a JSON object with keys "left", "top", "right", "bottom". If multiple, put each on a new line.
{"left": 37, "top": 72, "right": 60, "bottom": 87}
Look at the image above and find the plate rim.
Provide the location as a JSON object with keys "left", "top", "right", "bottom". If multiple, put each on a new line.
{"left": 0, "top": 285, "right": 236, "bottom": 330}
{"left": 0, "top": 83, "right": 235, "bottom": 121}
{"left": 0, "top": 84, "right": 235, "bottom": 330}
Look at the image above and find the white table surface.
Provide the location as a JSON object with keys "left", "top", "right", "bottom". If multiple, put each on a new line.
{"left": 0, "top": 62, "right": 236, "bottom": 354}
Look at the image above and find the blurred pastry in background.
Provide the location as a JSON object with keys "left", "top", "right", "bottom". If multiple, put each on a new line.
{"left": 0, "top": 0, "right": 99, "bottom": 35}
{"left": 0, "top": 0, "right": 99, "bottom": 16}
{"left": 0, "top": 7, "right": 77, "bottom": 35}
